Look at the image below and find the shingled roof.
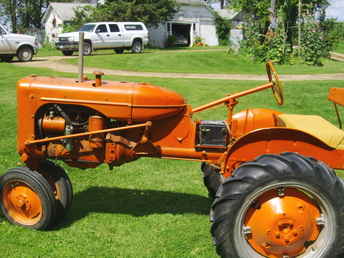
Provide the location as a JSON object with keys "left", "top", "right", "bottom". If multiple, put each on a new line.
{"left": 42, "top": 2, "right": 96, "bottom": 24}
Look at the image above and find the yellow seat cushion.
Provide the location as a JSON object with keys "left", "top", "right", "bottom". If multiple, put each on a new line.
{"left": 278, "top": 114, "right": 344, "bottom": 149}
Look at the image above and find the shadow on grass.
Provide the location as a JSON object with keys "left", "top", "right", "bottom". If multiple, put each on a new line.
{"left": 55, "top": 186, "right": 211, "bottom": 229}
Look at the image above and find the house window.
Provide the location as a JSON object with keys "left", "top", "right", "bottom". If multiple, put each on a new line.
{"left": 193, "top": 23, "right": 196, "bottom": 31}
{"left": 52, "top": 17, "right": 56, "bottom": 28}
{"left": 167, "top": 23, "right": 172, "bottom": 35}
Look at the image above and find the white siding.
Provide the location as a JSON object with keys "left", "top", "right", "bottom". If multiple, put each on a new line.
{"left": 200, "top": 22, "right": 219, "bottom": 46}
{"left": 44, "top": 11, "right": 64, "bottom": 43}
{"left": 148, "top": 4, "right": 219, "bottom": 48}
{"left": 148, "top": 24, "right": 168, "bottom": 48}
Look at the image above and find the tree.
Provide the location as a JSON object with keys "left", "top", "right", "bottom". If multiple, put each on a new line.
{"left": 232, "top": 0, "right": 333, "bottom": 65}
{"left": 0, "top": 0, "right": 85, "bottom": 33}
{"left": 69, "top": 0, "right": 179, "bottom": 30}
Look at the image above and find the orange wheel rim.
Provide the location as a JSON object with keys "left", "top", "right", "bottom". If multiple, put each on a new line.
{"left": 2, "top": 181, "right": 43, "bottom": 226}
{"left": 234, "top": 182, "right": 336, "bottom": 257}
{"left": 243, "top": 187, "right": 321, "bottom": 257}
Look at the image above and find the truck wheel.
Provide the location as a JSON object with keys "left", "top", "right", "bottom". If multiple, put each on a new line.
{"left": 62, "top": 51, "right": 74, "bottom": 56}
{"left": 83, "top": 41, "right": 92, "bottom": 56}
{"left": 37, "top": 160, "right": 73, "bottom": 221}
{"left": 201, "top": 162, "right": 222, "bottom": 199}
{"left": 211, "top": 153, "right": 344, "bottom": 258}
{"left": 131, "top": 39, "right": 143, "bottom": 53}
{"left": 0, "top": 167, "right": 56, "bottom": 229}
{"left": 17, "top": 46, "right": 33, "bottom": 62}
{"left": 115, "top": 49, "right": 124, "bottom": 54}
{"left": 0, "top": 55, "right": 13, "bottom": 62}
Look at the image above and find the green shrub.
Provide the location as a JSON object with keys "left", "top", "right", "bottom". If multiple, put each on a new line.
{"left": 166, "top": 35, "right": 177, "bottom": 47}
{"left": 214, "top": 13, "right": 231, "bottom": 46}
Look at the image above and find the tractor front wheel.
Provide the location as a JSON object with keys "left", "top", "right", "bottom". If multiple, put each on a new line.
{"left": 201, "top": 162, "right": 222, "bottom": 199}
{"left": 211, "top": 153, "right": 344, "bottom": 258}
{"left": 37, "top": 160, "right": 73, "bottom": 221}
{"left": 0, "top": 167, "right": 56, "bottom": 229}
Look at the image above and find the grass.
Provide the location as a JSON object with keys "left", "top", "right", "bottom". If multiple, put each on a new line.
{"left": 1, "top": 62, "right": 344, "bottom": 257}
{"left": 65, "top": 50, "right": 344, "bottom": 75}
{"left": 335, "top": 42, "right": 344, "bottom": 54}
{"left": 36, "top": 45, "right": 227, "bottom": 57}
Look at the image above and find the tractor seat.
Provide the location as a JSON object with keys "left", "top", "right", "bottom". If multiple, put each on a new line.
{"left": 278, "top": 114, "right": 344, "bottom": 150}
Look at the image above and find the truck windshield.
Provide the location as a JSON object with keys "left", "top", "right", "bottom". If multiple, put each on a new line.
{"left": 78, "top": 24, "right": 96, "bottom": 32}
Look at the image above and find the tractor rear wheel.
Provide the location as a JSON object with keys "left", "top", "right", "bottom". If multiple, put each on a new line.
{"left": 37, "top": 160, "right": 73, "bottom": 221}
{"left": 201, "top": 162, "right": 222, "bottom": 199}
{"left": 0, "top": 167, "right": 56, "bottom": 229}
{"left": 211, "top": 153, "right": 344, "bottom": 258}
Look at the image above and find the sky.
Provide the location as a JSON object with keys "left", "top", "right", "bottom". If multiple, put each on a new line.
{"left": 326, "top": 0, "right": 344, "bottom": 21}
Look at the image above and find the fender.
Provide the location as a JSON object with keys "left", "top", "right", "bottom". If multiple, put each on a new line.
{"left": 224, "top": 127, "right": 344, "bottom": 177}
{"left": 16, "top": 42, "right": 37, "bottom": 54}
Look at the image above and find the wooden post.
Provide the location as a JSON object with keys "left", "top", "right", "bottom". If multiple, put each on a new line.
{"left": 78, "top": 31, "right": 84, "bottom": 82}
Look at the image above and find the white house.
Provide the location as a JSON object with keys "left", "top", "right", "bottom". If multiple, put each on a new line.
{"left": 42, "top": 2, "right": 96, "bottom": 42}
{"left": 148, "top": 0, "right": 219, "bottom": 48}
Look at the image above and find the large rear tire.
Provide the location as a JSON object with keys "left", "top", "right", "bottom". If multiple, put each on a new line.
{"left": 201, "top": 162, "right": 222, "bottom": 199}
{"left": 211, "top": 153, "right": 344, "bottom": 258}
{"left": 0, "top": 167, "right": 56, "bottom": 229}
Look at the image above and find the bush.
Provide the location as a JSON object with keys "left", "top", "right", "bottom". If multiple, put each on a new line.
{"left": 300, "top": 21, "right": 337, "bottom": 66}
{"left": 214, "top": 13, "right": 231, "bottom": 46}
{"left": 166, "top": 35, "right": 177, "bottom": 47}
{"left": 241, "top": 22, "right": 291, "bottom": 64}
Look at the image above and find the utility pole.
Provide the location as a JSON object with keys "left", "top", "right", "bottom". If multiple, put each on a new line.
{"left": 270, "top": 0, "right": 277, "bottom": 31}
{"left": 298, "top": 0, "right": 302, "bottom": 56}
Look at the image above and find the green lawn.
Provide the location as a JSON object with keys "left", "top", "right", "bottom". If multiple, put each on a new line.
{"left": 335, "top": 42, "right": 344, "bottom": 54}
{"left": 1, "top": 62, "right": 344, "bottom": 257}
{"left": 65, "top": 50, "right": 344, "bottom": 75}
{"left": 37, "top": 45, "right": 227, "bottom": 57}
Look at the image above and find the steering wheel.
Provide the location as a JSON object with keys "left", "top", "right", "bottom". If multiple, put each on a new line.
{"left": 266, "top": 61, "right": 284, "bottom": 105}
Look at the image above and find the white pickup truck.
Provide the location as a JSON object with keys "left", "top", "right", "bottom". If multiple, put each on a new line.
{"left": 56, "top": 22, "right": 149, "bottom": 56}
{"left": 0, "top": 24, "right": 38, "bottom": 62}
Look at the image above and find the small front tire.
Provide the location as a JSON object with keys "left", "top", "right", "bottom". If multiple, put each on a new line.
{"left": 0, "top": 55, "right": 14, "bottom": 62}
{"left": 37, "top": 160, "right": 73, "bottom": 221}
{"left": 62, "top": 51, "right": 74, "bottom": 56}
{"left": 83, "top": 41, "right": 92, "bottom": 56}
{"left": 131, "top": 40, "right": 143, "bottom": 53}
{"left": 0, "top": 167, "right": 56, "bottom": 230}
{"left": 115, "top": 49, "right": 124, "bottom": 54}
{"left": 201, "top": 162, "right": 222, "bottom": 199}
{"left": 17, "top": 46, "right": 34, "bottom": 62}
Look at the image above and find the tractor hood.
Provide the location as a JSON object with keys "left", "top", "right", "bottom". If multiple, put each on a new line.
{"left": 17, "top": 75, "right": 186, "bottom": 122}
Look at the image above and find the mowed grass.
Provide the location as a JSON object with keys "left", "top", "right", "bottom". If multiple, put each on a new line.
{"left": 65, "top": 49, "right": 344, "bottom": 75}
{"left": 336, "top": 42, "right": 344, "bottom": 54}
{"left": 1, "top": 62, "right": 344, "bottom": 257}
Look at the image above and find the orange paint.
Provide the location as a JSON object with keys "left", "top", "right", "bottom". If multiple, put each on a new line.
{"left": 14, "top": 63, "right": 344, "bottom": 253}
{"left": 2, "top": 181, "right": 43, "bottom": 226}
{"left": 244, "top": 188, "right": 320, "bottom": 257}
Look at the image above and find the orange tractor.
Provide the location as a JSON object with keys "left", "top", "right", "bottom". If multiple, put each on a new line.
{"left": 2, "top": 62, "right": 344, "bottom": 258}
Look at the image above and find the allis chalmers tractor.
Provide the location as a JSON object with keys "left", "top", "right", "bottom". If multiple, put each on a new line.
{"left": 2, "top": 62, "right": 344, "bottom": 258}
